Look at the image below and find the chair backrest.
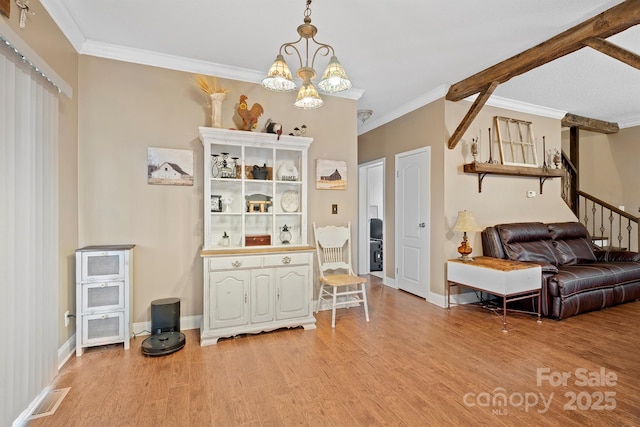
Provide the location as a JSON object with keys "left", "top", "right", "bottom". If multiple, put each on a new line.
{"left": 313, "top": 222, "right": 356, "bottom": 278}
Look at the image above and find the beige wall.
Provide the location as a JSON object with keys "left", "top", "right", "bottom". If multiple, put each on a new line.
{"left": 358, "top": 98, "right": 578, "bottom": 300}
{"left": 442, "top": 101, "right": 577, "bottom": 297}
{"left": 3, "top": 1, "right": 80, "bottom": 347}
{"left": 358, "top": 99, "right": 445, "bottom": 280}
{"left": 610, "top": 126, "right": 640, "bottom": 214}
{"left": 78, "top": 56, "right": 358, "bottom": 323}
{"left": 569, "top": 126, "right": 640, "bottom": 213}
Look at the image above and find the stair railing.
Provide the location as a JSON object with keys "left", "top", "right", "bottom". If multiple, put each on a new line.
{"left": 560, "top": 150, "right": 577, "bottom": 211}
{"left": 561, "top": 150, "right": 638, "bottom": 252}
{"left": 578, "top": 191, "right": 639, "bottom": 252}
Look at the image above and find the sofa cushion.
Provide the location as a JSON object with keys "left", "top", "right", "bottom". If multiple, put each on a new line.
{"left": 595, "top": 250, "right": 640, "bottom": 262}
{"left": 555, "top": 240, "right": 597, "bottom": 265}
{"left": 548, "top": 262, "right": 640, "bottom": 298}
{"left": 497, "top": 222, "right": 560, "bottom": 265}
{"left": 548, "top": 222, "right": 596, "bottom": 265}
{"left": 547, "top": 265, "right": 619, "bottom": 297}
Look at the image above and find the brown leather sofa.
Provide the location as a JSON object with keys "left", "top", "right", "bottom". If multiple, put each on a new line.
{"left": 481, "top": 221, "right": 640, "bottom": 319}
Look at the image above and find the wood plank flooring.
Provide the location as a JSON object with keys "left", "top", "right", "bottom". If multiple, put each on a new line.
{"left": 28, "top": 276, "right": 640, "bottom": 426}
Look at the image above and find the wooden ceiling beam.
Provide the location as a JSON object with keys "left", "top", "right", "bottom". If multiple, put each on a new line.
{"left": 561, "top": 113, "right": 619, "bottom": 134}
{"left": 447, "top": 82, "right": 498, "bottom": 149}
{"left": 583, "top": 37, "right": 640, "bottom": 71}
{"left": 446, "top": 0, "right": 640, "bottom": 102}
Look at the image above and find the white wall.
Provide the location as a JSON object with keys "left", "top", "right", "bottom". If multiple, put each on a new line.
{"left": 367, "top": 164, "right": 384, "bottom": 221}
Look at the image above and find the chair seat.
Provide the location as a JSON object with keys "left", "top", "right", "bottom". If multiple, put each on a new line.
{"left": 313, "top": 222, "right": 370, "bottom": 328}
{"left": 321, "top": 273, "right": 367, "bottom": 287}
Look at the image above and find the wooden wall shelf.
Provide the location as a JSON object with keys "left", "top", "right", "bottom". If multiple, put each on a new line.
{"left": 463, "top": 162, "right": 565, "bottom": 193}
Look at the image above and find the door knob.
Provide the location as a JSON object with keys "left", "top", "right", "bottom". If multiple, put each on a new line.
{"left": 419, "top": 223, "right": 426, "bottom": 228}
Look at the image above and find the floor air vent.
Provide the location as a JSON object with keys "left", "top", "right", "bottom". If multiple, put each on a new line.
{"left": 26, "top": 387, "right": 70, "bottom": 420}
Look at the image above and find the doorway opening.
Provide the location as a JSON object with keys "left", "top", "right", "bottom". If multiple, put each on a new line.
{"left": 358, "top": 159, "right": 385, "bottom": 280}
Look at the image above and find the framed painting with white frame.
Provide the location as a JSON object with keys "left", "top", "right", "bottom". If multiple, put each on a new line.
{"left": 316, "top": 159, "right": 347, "bottom": 190}
{"left": 494, "top": 116, "right": 538, "bottom": 167}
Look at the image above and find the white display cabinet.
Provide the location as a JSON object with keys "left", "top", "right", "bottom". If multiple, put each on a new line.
{"left": 201, "top": 127, "right": 311, "bottom": 249}
{"left": 199, "top": 127, "right": 316, "bottom": 345}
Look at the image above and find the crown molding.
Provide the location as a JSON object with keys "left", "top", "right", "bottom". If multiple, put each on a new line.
{"left": 81, "top": 40, "right": 265, "bottom": 82}
{"left": 619, "top": 117, "right": 640, "bottom": 129}
{"left": 79, "top": 40, "right": 363, "bottom": 100}
{"left": 466, "top": 94, "right": 567, "bottom": 119}
{"left": 40, "top": 0, "right": 86, "bottom": 51}
{"left": 357, "top": 87, "right": 573, "bottom": 136}
{"left": 358, "top": 84, "right": 449, "bottom": 135}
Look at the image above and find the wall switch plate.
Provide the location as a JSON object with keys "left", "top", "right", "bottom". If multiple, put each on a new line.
{"left": 64, "top": 310, "right": 70, "bottom": 327}
{"left": 527, "top": 190, "right": 536, "bottom": 198}
{"left": 332, "top": 204, "right": 338, "bottom": 214}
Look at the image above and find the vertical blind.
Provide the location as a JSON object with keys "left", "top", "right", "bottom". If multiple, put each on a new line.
{"left": 0, "top": 39, "right": 59, "bottom": 426}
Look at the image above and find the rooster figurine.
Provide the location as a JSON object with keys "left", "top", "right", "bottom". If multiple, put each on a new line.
{"left": 237, "top": 95, "right": 264, "bottom": 131}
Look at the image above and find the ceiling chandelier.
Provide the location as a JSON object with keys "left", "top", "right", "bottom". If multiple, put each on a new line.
{"left": 261, "top": 0, "right": 352, "bottom": 110}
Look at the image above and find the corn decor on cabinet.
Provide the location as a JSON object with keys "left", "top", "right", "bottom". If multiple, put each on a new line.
{"left": 75, "top": 244, "right": 134, "bottom": 356}
{"left": 199, "top": 127, "right": 316, "bottom": 345}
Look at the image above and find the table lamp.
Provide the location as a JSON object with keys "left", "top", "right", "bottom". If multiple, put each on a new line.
{"left": 453, "top": 210, "right": 482, "bottom": 261}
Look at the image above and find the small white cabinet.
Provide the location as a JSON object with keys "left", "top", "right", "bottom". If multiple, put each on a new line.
{"left": 199, "top": 127, "right": 316, "bottom": 345}
{"left": 75, "top": 245, "right": 134, "bottom": 356}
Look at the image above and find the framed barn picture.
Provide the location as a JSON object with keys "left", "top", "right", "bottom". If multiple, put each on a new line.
{"left": 316, "top": 159, "right": 347, "bottom": 190}
{"left": 147, "top": 147, "right": 194, "bottom": 186}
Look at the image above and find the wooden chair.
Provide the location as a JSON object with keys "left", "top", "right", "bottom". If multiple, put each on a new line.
{"left": 313, "top": 222, "right": 370, "bottom": 328}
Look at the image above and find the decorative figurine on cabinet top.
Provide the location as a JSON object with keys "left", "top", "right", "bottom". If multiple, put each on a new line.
{"left": 264, "top": 118, "right": 283, "bottom": 140}
{"left": 237, "top": 95, "right": 264, "bottom": 131}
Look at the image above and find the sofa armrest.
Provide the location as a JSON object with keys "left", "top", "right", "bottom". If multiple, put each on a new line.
{"left": 595, "top": 250, "right": 640, "bottom": 262}
{"left": 531, "top": 262, "right": 559, "bottom": 274}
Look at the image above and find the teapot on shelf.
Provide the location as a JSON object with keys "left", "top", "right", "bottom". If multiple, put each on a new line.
{"left": 252, "top": 163, "right": 268, "bottom": 180}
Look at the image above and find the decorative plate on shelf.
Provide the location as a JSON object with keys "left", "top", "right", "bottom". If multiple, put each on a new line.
{"left": 281, "top": 190, "right": 300, "bottom": 212}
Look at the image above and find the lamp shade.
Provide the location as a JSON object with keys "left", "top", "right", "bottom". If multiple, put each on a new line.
{"left": 294, "top": 81, "right": 324, "bottom": 109}
{"left": 262, "top": 55, "right": 296, "bottom": 92}
{"left": 453, "top": 210, "right": 482, "bottom": 233}
{"left": 318, "top": 56, "right": 352, "bottom": 93}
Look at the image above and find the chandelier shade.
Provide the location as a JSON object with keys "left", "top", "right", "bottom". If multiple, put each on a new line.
{"left": 262, "top": 54, "right": 296, "bottom": 92}
{"left": 318, "top": 56, "right": 351, "bottom": 93}
{"left": 262, "top": 0, "right": 351, "bottom": 108}
{"left": 295, "top": 81, "right": 324, "bottom": 110}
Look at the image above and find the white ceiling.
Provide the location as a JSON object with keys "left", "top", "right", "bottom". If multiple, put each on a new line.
{"left": 41, "top": 0, "right": 640, "bottom": 134}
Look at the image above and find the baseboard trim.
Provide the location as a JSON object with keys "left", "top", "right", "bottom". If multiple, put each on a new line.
{"left": 383, "top": 276, "right": 397, "bottom": 288}
{"left": 131, "top": 315, "right": 202, "bottom": 336}
{"left": 58, "top": 334, "right": 76, "bottom": 369}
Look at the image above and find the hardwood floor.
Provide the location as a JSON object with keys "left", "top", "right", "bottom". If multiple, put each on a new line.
{"left": 29, "top": 276, "right": 640, "bottom": 426}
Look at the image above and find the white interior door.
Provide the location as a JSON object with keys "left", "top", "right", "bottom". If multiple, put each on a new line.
{"left": 395, "top": 148, "right": 430, "bottom": 298}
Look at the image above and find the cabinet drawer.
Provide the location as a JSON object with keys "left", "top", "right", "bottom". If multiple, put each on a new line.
{"left": 81, "top": 281, "right": 125, "bottom": 313}
{"left": 263, "top": 253, "right": 309, "bottom": 267}
{"left": 209, "top": 256, "right": 262, "bottom": 271}
{"left": 81, "top": 312, "right": 125, "bottom": 346}
{"left": 81, "top": 250, "right": 126, "bottom": 281}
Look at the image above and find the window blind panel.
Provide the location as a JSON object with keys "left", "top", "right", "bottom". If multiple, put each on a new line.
{"left": 0, "top": 39, "right": 59, "bottom": 427}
